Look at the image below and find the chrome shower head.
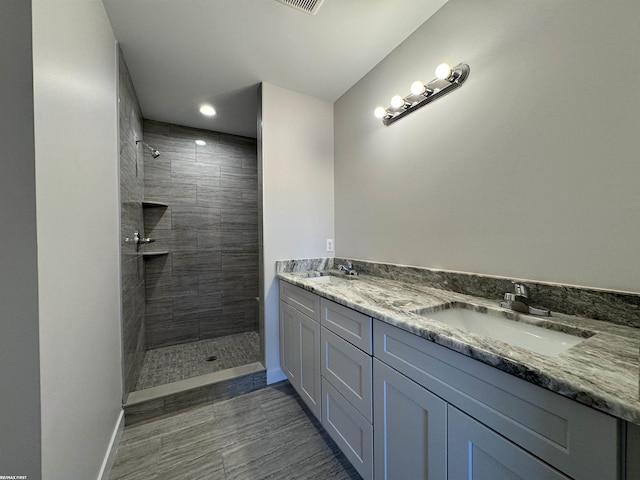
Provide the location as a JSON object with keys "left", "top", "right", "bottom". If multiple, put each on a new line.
{"left": 136, "top": 140, "right": 160, "bottom": 158}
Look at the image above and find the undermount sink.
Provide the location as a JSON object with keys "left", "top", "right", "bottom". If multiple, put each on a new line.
{"left": 412, "top": 306, "right": 593, "bottom": 357}
{"left": 306, "top": 275, "right": 335, "bottom": 284}
{"left": 305, "top": 273, "right": 357, "bottom": 283}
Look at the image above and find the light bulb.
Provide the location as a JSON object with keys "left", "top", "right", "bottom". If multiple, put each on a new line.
{"left": 374, "top": 106, "right": 387, "bottom": 118}
{"left": 410, "top": 81, "right": 426, "bottom": 96}
{"left": 435, "top": 63, "right": 452, "bottom": 80}
{"left": 195, "top": 140, "right": 206, "bottom": 146}
{"left": 199, "top": 104, "right": 216, "bottom": 116}
{"left": 390, "top": 95, "right": 405, "bottom": 109}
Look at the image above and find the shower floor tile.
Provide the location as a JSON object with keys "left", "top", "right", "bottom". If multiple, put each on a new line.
{"left": 135, "top": 331, "right": 260, "bottom": 390}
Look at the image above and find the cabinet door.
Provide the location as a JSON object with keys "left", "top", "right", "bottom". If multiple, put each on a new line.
{"left": 299, "top": 310, "right": 321, "bottom": 420}
{"left": 279, "top": 301, "right": 300, "bottom": 388}
{"left": 448, "top": 406, "right": 571, "bottom": 480}
{"left": 374, "top": 359, "right": 447, "bottom": 480}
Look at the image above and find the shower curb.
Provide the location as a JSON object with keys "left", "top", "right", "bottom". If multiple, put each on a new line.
{"left": 123, "top": 362, "right": 266, "bottom": 425}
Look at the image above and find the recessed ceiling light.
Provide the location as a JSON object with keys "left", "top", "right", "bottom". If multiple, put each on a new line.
{"left": 195, "top": 140, "right": 206, "bottom": 146}
{"left": 199, "top": 104, "right": 216, "bottom": 116}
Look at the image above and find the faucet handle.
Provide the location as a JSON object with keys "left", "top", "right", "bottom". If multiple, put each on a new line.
{"left": 511, "top": 281, "right": 529, "bottom": 298}
{"left": 125, "top": 231, "right": 140, "bottom": 244}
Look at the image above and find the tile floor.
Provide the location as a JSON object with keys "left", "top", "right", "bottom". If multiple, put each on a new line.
{"left": 110, "top": 382, "right": 361, "bottom": 480}
{"left": 136, "top": 332, "right": 261, "bottom": 390}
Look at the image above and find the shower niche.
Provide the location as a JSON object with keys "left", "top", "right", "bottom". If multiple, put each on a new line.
{"left": 142, "top": 201, "right": 168, "bottom": 207}
{"left": 140, "top": 201, "right": 169, "bottom": 257}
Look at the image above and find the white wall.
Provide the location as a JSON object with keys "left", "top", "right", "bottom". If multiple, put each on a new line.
{"left": 0, "top": 1, "right": 41, "bottom": 477}
{"left": 32, "top": 1, "right": 123, "bottom": 478}
{"left": 261, "top": 83, "right": 334, "bottom": 381}
{"left": 335, "top": 0, "right": 640, "bottom": 293}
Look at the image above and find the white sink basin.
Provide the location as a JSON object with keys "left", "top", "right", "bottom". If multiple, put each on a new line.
{"left": 413, "top": 306, "right": 591, "bottom": 357}
{"left": 306, "top": 275, "right": 334, "bottom": 284}
{"left": 305, "top": 274, "right": 356, "bottom": 284}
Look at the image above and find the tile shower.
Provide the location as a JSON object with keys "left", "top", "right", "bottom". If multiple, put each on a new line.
{"left": 142, "top": 119, "right": 259, "bottom": 349}
{"left": 118, "top": 50, "right": 261, "bottom": 401}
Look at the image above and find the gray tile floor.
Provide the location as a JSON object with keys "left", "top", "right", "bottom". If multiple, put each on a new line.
{"left": 110, "top": 382, "right": 361, "bottom": 480}
{"left": 136, "top": 332, "right": 261, "bottom": 390}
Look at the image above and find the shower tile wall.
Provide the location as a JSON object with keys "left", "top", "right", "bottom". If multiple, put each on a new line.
{"left": 118, "top": 49, "right": 146, "bottom": 397}
{"left": 143, "top": 120, "right": 258, "bottom": 349}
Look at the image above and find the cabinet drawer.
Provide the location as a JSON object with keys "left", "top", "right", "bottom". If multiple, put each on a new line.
{"left": 321, "top": 327, "right": 372, "bottom": 421}
{"left": 374, "top": 320, "right": 619, "bottom": 480}
{"left": 280, "top": 281, "right": 320, "bottom": 322}
{"left": 320, "top": 297, "right": 372, "bottom": 353}
{"left": 321, "top": 377, "right": 373, "bottom": 480}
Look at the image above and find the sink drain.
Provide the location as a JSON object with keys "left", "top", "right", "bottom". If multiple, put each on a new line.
{"left": 205, "top": 355, "right": 217, "bottom": 362}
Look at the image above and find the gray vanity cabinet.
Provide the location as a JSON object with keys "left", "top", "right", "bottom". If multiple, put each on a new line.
{"left": 447, "top": 406, "right": 571, "bottom": 480}
{"left": 373, "top": 359, "right": 447, "bottom": 480}
{"left": 279, "top": 283, "right": 321, "bottom": 420}
{"left": 279, "top": 280, "right": 626, "bottom": 480}
{"left": 373, "top": 319, "right": 620, "bottom": 480}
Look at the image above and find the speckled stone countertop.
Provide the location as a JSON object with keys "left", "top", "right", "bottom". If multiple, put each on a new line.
{"left": 277, "top": 269, "right": 640, "bottom": 426}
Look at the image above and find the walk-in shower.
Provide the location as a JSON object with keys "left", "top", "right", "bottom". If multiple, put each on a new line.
{"left": 136, "top": 119, "right": 262, "bottom": 391}
{"left": 118, "top": 51, "right": 263, "bottom": 424}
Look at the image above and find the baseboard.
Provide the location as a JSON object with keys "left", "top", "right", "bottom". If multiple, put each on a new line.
{"left": 267, "top": 367, "right": 286, "bottom": 384}
{"left": 97, "top": 409, "right": 124, "bottom": 480}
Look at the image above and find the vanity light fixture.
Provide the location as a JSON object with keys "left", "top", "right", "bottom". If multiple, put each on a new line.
{"left": 435, "top": 63, "right": 453, "bottom": 80}
{"left": 374, "top": 62, "right": 470, "bottom": 126}
{"left": 390, "top": 95, "right": 407, "bottom": 109}
{"left": 374, "top": 106, "right": 387, "bottom": 119}
{"left": 195, "top": 140, "right": 206, "bottom": 146}
{"left": 410, "top": 80, "right": 429, "bottom": 96}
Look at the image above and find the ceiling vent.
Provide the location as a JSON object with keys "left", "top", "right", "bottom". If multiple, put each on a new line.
{"left": 275, "top": 0, "right": 326, "bottom": 15}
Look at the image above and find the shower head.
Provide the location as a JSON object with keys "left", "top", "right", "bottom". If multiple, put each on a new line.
{"left": 136, "top": 140, "right": 160, "bottom": 158}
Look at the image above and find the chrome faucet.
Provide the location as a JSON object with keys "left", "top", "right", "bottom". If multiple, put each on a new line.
{"left": 338, "top": 260, "right": 358, "bottom": 276}
{"left": 499, "top": 281, "right": 550, "bottom": 316}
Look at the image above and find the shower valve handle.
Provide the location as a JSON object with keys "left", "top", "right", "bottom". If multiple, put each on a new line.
{"left": 125, "top": 231, "right": 154, "bottom": 251}
{"left": 124, "top": 231, "right": 141, "bottom": 245}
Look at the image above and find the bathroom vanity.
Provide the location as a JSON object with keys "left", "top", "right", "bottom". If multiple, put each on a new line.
{"left": 277, "top": 264, "right": 640, "bottom": 480}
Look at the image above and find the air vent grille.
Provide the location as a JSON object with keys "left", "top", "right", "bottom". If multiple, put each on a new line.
{"left": 275, "top": 0, "right": 326, "bottom": 15}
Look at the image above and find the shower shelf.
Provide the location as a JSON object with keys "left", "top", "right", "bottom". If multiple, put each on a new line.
{"left": 142, "top": 251, "right": 169, "bottom": 257}
{"left": 142, "top": 201, "right": 169, "bottom": 208}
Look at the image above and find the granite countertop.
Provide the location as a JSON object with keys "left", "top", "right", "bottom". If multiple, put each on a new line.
{"left": 277, "top": 270, "right": 640, "bottom": 426}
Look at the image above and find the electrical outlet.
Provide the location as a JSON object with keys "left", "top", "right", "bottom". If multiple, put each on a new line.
{"left": 326, "top": 238, "right": 334, "bottom": 252}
